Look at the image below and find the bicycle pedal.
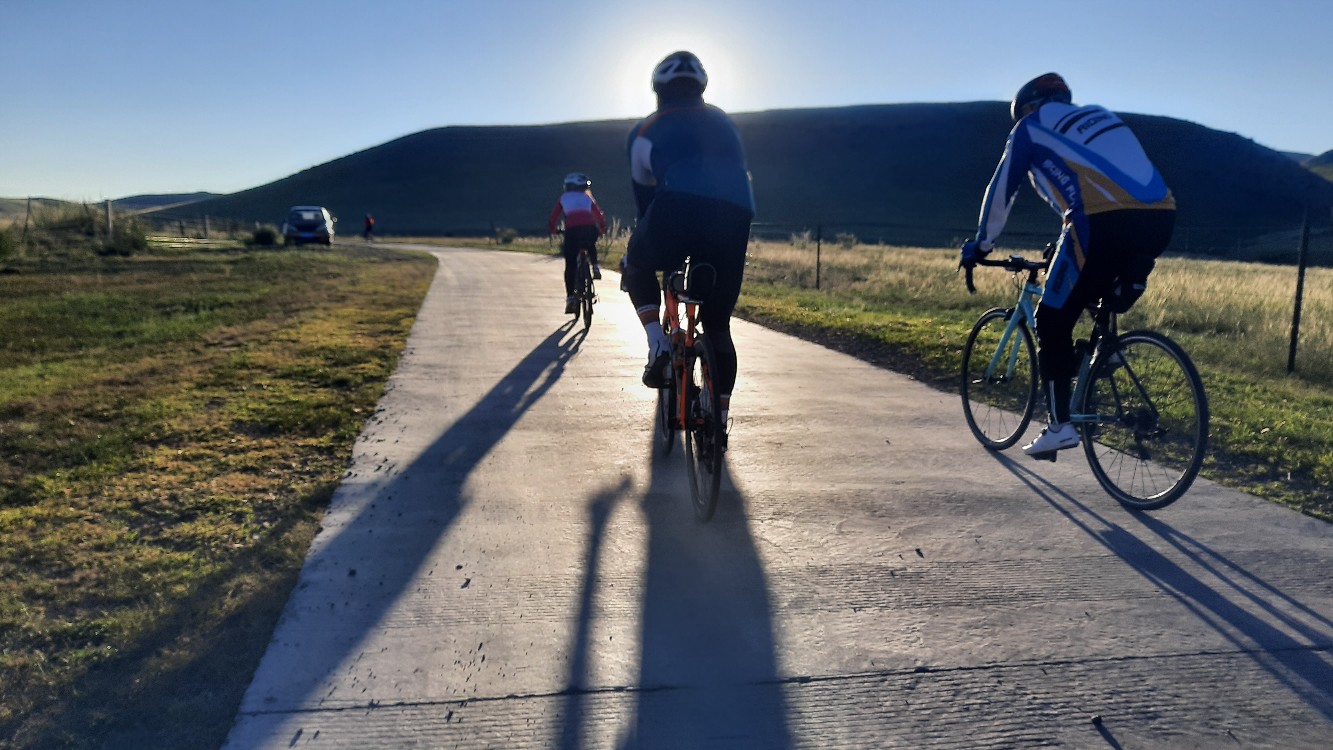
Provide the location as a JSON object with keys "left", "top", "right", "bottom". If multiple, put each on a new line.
{"left": 1028, "top": 450, "right": 1059, "bottom": 463}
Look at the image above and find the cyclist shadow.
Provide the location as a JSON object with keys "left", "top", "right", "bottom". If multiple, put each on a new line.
{"left": 236, "top": 319, "right": 589, "bottom": 723}
{"left": 990, "top": 454, "right": 1333, "bottom": 722}
{"left": 556, "top": 475, "right": 634, "bottom": 750}
{"left": 616, "top": 426, "right": 792, "bottom": 749}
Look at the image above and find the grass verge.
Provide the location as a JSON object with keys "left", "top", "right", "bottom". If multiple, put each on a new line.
{"left": 0, "top": 243, "right": 437, "bottom": 749}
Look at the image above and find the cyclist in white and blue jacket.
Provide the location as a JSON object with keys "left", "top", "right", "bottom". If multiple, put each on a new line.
{"left": 959, "top": 73, "right": 1176, "bottom": 458}
{"left": 622, "top": 50, "right": 755, "bottom": 434}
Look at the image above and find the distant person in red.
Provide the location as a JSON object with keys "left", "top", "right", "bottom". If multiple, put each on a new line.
{"left": 548, "top": 172, "right": 607, "bottom": 314}
{"left": 363, "top": 213, "right": 375, "bottom": 241}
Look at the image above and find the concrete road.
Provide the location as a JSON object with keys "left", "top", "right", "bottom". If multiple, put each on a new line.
{"left": 224, "top": 246, "right": 1333, "bottom": 749}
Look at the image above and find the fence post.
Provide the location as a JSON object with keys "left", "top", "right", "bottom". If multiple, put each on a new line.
{"left": 1287, "top": 208, "right": 1310, "bottom": 373}
{"left": 203, "top": 215, "right": 210, "bottom": 239}
{"left": 105, "top": 199, "right": 113, "bottom": 239}
{"left": 21, "top": 196, "right": 31, "bottom": 250}
{"left": 815, "top": 224, "right": 822, "bottom": 290}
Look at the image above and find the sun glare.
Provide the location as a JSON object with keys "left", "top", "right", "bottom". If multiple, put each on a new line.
{"left": 607, "top": 30, "right": 751, "bottom": 117}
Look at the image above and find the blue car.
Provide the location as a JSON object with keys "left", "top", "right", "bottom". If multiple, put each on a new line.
{"left": 281, "top": 206, "right": 335, "bottom": 246}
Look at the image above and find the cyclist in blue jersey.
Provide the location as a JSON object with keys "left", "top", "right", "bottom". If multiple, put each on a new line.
{"left": 622, "top": 50, "right": 756, "bottom": 438}
{"left": 959, "top": 73, "right": 1176, "bottom": 458}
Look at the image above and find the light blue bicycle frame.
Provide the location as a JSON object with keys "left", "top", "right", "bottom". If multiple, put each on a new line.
{"left": 984, "top": 275, "right": 1106, "bottom": 426}
{"left": 983, "top": 276, "right": 1040, "bottom": 391}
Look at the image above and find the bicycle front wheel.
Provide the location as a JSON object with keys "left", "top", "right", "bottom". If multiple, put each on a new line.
{"left": 961, "top": 308, "right": 1038, "bottom": 450}
{"left": 1079, "top": 330, "right": 1208, "bottom": 510}
{"left": 684, "top": 336, "right": 724, "bottom": 521}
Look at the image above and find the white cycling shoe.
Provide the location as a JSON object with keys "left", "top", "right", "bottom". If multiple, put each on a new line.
{"left": 1022, "top": 423, "right": 1081, "bottom": 459}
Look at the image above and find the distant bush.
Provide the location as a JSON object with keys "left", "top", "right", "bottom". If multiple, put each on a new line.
{"left": 100, "top": 219, "right": 148, "bottom": 257}
{"left": 495, "top": 227, "right": 518, "bottom": 245}
{"left": 251, "top": 224, "right": 280, "bottom": 247}
{"left": 789, "top": 230, "right": 812, "bottom": 251}
{"left": 836, "top": 232, "right": 858, "bottom": 250}
{"left": 0, "top": 227, "right": 16, "bottom": 260}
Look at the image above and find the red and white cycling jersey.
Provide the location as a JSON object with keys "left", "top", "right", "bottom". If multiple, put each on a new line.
{"left": 548, "top": 191, "right": 606, "bottom": 234}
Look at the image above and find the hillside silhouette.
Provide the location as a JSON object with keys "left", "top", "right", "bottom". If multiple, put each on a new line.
{"left": 184, "top": 102, "right": 1333, "bottom": 255}
{"left": 1307, "top": 150, "right": 1333, "bottom": 182}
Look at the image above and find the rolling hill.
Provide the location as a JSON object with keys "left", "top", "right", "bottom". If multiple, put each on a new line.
{"left": 1307, "top": 150, "right": 1333, "bottom": 183}
{"left": 112, "top": 192, "right": 219, "bottom": 214}
{"left": 171, "top": 102, "right": 1333, "bottom": 255}
{"left": 0, "top": 197, "right": 72, "bottom": 228}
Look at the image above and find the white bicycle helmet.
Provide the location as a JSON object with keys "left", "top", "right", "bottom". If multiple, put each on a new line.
{"left": 652, "top": 51, "right": 708, "bottom": 95}
{"left": 563, "top": 172, "right": 591, "bottom": 191}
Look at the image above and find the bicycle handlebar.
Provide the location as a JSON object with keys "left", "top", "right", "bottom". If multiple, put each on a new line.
{"left": 963, "top": 254, "right": 1050, "bottom": 295}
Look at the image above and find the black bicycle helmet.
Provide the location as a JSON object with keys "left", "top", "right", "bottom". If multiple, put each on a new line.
{"left": 563, "top": 172, "right": 591, "bottom": 191}
{"left": 652, "top": 50, "right": 708, "bottom": 96}
{"left": 1011, "top": 72, "right": 1072, "bottom": 121}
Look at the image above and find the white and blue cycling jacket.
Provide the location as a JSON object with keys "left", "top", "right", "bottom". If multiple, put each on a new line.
{"left": 975, "top": 101, "right": 1175, "bottom": 266}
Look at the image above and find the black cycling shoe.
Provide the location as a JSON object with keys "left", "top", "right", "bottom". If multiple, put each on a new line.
{"left": 642, "top": 351, "right": 672, "bottom": 389}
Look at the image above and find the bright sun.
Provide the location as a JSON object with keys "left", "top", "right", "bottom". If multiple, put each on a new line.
{"left": 607, "top": 31, "right": 750, "bottom": 116}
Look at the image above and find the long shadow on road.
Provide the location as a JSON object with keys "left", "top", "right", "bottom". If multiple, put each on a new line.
{"left": 556, "top": 476, "right": 632, "bottom": 750}
{"left": 994, "top": 456, "right": 1333, "bottom": 723}
{"left": 227, "top": 320, "right": 587, "bottom": 730}
{"left": 619, "top": 426, "right": 792, "bottom": 749}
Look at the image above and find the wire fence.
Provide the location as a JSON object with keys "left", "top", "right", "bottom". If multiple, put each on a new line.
{"left": 7, "top": 197, "right": 1329, "bottom": 375}
{"left": 743, "top": 211, "right": 1332, "bottom": 376}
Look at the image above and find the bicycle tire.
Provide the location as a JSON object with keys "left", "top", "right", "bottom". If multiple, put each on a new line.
{"left": 1079, "top": 330, "right": 1208, "bottom": 510}
{"left": 573, "top": 255, "right": 592, "bottom": 327}
{"left": 654, "top": 318, "right": 679, "bottom": 454}
{"left": 961, "top": 308, "right": 1038, "bottom": 450}
{"left": 580, "top": 280, "right": 594, "bottom": 330}
{"left": 684, "top": 335, "right": 724, "bottom": 521}
{"left": 656, "top": 379, "right": 677, "bottom": 455}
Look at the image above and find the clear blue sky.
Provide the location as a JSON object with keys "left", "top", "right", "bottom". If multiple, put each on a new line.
{"left": 4, "top": 0, "right": 1331, "bottom": 200}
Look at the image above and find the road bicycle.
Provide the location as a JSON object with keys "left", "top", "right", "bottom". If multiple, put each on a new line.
{"left": 572, "top": 247, "right": 596, "bottom": 330}
{"left": 654, "top": 257, "right": 725, "bottom": 521}
{"left": 961, "top": 252, "right": 1209, "bottom": 510}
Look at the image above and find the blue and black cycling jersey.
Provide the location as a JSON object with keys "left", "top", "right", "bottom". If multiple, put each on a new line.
{"left": 627, "top": 95, "right": 755, "bottom": 219}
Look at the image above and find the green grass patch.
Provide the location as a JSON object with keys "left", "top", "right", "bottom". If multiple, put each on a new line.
{"left": 0, "top": 243, "right": 436, "bottom": 748}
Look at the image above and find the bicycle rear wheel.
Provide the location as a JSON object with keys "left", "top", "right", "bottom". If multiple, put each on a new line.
{"left": 1079, "top": 330, "right": 1208, "bottom": 510}
{"left": 574, "top": 256, "right": 593, "bottom": 328}
{"left": 961, "top": 308, "right": 1038, "bottom": 449}
{"left": 684, "top": 336, "right": 724, "bottom": 521}
{"left": 580, "top": 280, "right": 594, "bottom": 330}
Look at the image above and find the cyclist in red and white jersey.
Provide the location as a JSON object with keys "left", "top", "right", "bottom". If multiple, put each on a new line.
{"left": 549, "top": 172, "right": 607, "bottom": 314}
{"left": 959, "top": 73, "right": 1176, "bottom": 457}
